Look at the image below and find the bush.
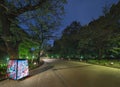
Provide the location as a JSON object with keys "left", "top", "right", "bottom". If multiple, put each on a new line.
{"left": 86, "top": 59, "right": 120, "bottom": 68}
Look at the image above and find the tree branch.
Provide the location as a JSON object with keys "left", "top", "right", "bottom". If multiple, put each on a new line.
{"left": 9, "top": 0, "right": 47, "bottom": 18}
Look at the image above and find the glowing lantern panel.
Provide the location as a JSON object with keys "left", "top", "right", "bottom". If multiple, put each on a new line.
{"left": 7, "top": 59, "right": 29, "bottom": 80}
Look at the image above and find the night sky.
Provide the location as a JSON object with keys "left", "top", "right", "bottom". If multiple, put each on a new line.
{"left": 61, "top": 0, "right": 119, "bottom": 28}
{"left": 50, "top": 0, "right": 119, "bottom": 44}
{"left": 20, "top": 0, "right": 120, "bottom": 45}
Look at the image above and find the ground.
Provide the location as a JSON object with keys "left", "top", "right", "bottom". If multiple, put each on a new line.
{"left": 0, "top": 59, "right": 120, "bottom": 87}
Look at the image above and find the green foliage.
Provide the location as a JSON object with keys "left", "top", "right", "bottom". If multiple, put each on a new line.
{"left": 51, "top": 1, "right": 120, "bottom": 60}
{"left": 0, "top": 63, "right": 7, "bottom": 80}
{"left": 19, "top": 39, "right": 39, "bottom": 59}
{"left": 87, "top": 59, "right": 120, "bottom": 68}
{"left": 51, "top": 21, "right": 81, "bottom": 55}
{"left": 0, "top": 0, "right": 67, "bottom": 59}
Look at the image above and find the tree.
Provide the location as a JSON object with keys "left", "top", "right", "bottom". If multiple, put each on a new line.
{"left": 52, "top": 1, "right": 120, "bottom": 60}
{"left": 19, "top": 38, "right": 39, "bottom": 62}
{"left": 52, "top": 21, "right": 82, "bottom": 57}
{"left": 0, "top": 0, "right": 67, "bottom": 59}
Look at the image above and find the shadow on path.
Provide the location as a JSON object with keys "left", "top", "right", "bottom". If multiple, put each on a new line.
{"left": 19, "top": 65, "right": 54, "bottom": 81}
{"left": 30, "top": 65, "right": 54, "bottom": 76}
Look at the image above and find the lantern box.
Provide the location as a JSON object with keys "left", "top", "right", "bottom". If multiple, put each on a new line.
{"left": 7, "top": 59, "right": 29, "bottom": 80}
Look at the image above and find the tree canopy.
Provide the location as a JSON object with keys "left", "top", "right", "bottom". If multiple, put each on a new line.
{"left": 0, "top": 0, "right": 67, "bottom": 59}
{"left": 51, "top": 1, "right": 120, "bottom": 59}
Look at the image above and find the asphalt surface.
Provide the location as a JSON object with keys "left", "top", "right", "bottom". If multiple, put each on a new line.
{"left": 0, "top": 59, "right": 120, "bottom": 87}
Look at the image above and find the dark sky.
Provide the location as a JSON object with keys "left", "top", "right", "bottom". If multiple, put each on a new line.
{"left": 61, "top": 0, "right": 119, "bottom": 28}
{"left": 21, "top": 0, "right": 120, "bottom": 45}
{"left": 51, "top": 0, "right": 119, "bottom": 44}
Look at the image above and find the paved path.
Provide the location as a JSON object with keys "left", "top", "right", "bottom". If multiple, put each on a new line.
{"left": 0, "top": 59, "right": 120, "bottom": 87}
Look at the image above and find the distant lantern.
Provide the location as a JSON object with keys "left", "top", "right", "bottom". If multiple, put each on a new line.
{"left": 110, "top": 62, "right": 114, "bottom": 65}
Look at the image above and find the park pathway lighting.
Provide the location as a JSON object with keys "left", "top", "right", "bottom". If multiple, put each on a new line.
{"left": 110, "top": 62, "right": 114, "bottom": 65}
{"left": 34, "top": 62, "right": 37, "bottom": 65}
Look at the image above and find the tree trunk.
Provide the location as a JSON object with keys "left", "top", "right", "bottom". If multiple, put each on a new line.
{"left": 0, "top": 6, "right": 19, "bottom": 59}
{"left": 0, "top": 6, "right": 11, "bottom": 36}
{"left": 98, "top": 48, "right": 103, "bottom": 60}
{"left": 5, "top": 42, "right": 19, "bottom": 59}
{"left": 37, "top": 50, "right": 41, "bottom": 64}
{"left": 37, "top": 45, "right": 43, "bottom": 64}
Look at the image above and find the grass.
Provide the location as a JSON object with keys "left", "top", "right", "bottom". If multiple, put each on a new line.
{"left": 86, "top": 59, "right": 120, "bottom": 68}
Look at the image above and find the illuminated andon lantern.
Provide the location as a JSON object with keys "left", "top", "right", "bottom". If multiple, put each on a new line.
{"left": 7, "top": 59, "right": 29, "bottom": 80}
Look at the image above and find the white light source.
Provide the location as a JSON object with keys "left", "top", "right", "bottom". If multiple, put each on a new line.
{"left": 32, "top": 56, "right": 35, "bottom": 59}
{"left": 6, "top": 57, "right": 9, "bottom": 61}
{"left": 110, "top": 62, "right": 114, "bottom": 65}
{"left": 34, "top": 62, "right": 37, "bottom": 65}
